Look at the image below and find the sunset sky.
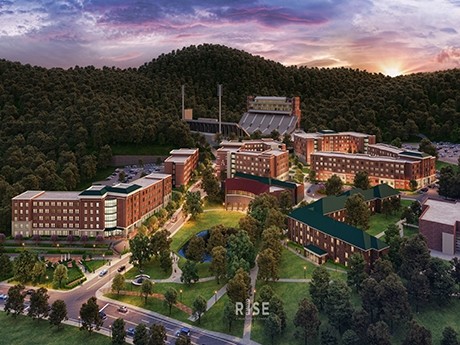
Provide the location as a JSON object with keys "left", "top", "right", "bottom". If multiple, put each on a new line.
{"left": 1, "top": 0, "right": 459, "bottom": 75}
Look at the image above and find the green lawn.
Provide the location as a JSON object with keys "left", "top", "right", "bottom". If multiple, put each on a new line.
{"left": 203, "top": 199, "right": 225, "bottom": 210}
{"left": 83, "top": 260, "right": 107, "bottom": 273}
{"left": 400, "top": 199, "right": 413, "bottom": 208}
{"left": 403, "top": 225, "right": 419, "bottom": 238}
{"left": 0, "top": 312, "right": 111, "bottom": 345}
{"left": 124, "top": 259, "right": 172, "bottom": 280}
{"left": 111, "top": 143, "right": 173, "bottom": 156}
{"left": 367, "top": 212, "right": 400, "bottom": 236}
{"left": 436, "top": 160, "right": 459, "bottom": 172}
{"left": 278, "top": 248, "right": 317, "bottom": 279}
{"left": 171, "top": 210, "right": 243, "bottom": 253}
{"left": 108, "top": 279, "right": 225, "bottom": 324}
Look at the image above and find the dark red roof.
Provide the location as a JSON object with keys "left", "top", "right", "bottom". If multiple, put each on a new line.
{"left": 225, "top": 177, "right": 269, "bottom": 195}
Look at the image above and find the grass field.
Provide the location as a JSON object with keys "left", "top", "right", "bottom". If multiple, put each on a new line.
{"left": 170, "top": 210, "right": 243, "bottom": 253}
{"left": 403, "top": 225, "right": 419, "bottom": 238}
{"left": 0, "top": 312, "right": 110, "bottom": 345}
{"left": 108, "top": 279, "right": 225, "bottom": 324}
{"left": 436, "top": 160, "right": 459, "bottom": 172}
{"left": 367, "top": 212, "right": 401, "bottom": 236}
{"left": 83, "top": 260, "right": 107, "bottom": 273}
{"left": 278, "top": 248, "right": 317, "bottom": 279}
{"left": 111, "top": 143, "right": 173, "bottom": 156}
{"left": 124, "top": 258, "right": 172, "bottom": 280}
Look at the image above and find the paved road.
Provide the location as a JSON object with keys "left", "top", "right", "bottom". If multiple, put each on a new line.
{"left": 0, "top": 256, "right": 241, "bottom": 345}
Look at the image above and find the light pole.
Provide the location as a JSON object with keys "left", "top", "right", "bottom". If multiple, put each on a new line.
{"left": 303, "top": 266, "right": 307, "bottom": 279}
{"left": 179, "top": 289, "right": 183, "bottom": 302}
{"left": 109, "top": 325, "right": 112, "bottom": 336}
{"left": 78, "top": 316, "right": 80, "bottom": 327}
{"left": 214, "top": 290, "right": 217, "bottom": 302}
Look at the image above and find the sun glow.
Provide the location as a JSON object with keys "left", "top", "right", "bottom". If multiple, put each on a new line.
{"left": 381, "top": 65, "right": 404, "bottom": 77}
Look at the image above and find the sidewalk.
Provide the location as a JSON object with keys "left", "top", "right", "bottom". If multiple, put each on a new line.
{"left": 375, "top": 219, "right": 405, "bottom": 239}
{"left": 243, "top": 263, "right": 259, "bottom": 342}
{"left": 188, "top": 282, "right": 227, "bottom": 322}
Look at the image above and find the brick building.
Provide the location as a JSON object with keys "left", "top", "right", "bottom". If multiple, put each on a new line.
{"left": 216, "top": 139, "right": 289, "bottom": 180}
{"left": 419, "top": 199, "right": 460, "bottom": 255}
{"left": 164, "top": 148, "right": 199, "bottom": 187}
{"left": 224, "top": 172, "right": 304, "bottom": 211}
{"left": 287, "top": 184, "right": 398, "bottom": 266}
{"left": 293, "top": 130, "right": 376, "bottom": 164}
{"left": 11, "top": 173, "right": 172, "bottom": 239}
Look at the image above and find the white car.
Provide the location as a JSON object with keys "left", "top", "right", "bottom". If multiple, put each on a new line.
{"left": 99, "top": 269, "right": 108, "bottom": 277}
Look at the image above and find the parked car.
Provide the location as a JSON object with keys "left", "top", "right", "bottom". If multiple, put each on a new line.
{"left": 0, "top": 294, "right": 8, "bottom": 300}
{"left": 99, "top": 311, "right": 107, "bottom": 320}
{"left": 117, "top": 306, "right": 128, "bottom": 313}
{"left": 176, "top": 327, "right": 191, "bottom": 338}
{"left": 25, "top": 289, "right": 35, "bottom": 295}
{"left": 117, "top": 265, "right": 126, "bottom": 273}
{"left": 421, "top": 187, "right": 428, "bottom": 192}
{"left": 126, "top": 328, "right": 136, "bottom": 337}
{"left": 99, "top": 269, "right": 108, "bottom": 277}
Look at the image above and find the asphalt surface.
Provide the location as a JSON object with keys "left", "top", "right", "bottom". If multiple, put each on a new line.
{"left": 0, "top": 255, "right": 239, "bottom": 345}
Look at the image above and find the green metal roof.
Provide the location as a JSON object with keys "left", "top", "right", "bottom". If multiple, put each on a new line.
{"left": 234, "top": 171, "right": 298, "bottom": 189}
{"left": 400, "top": 150, "right": 430, "bottom": 158}
{"left": 306, "top": 184, "right": 398, "bottom": 215}
{"left": 304, "top": 244, "right": 328, "bottom": 256}
{"left": 107, "top": 184, "right": 142, "bottom": 194}
{"left": 289, "top": 208, "right": 388, "bottom": 251}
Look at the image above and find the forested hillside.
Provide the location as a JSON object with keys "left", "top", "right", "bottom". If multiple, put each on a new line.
{"left": 1, "top": 43, "right": 460, "bottom": 234}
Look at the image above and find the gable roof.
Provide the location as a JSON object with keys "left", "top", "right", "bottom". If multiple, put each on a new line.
{"left": 289, "top": 208, "right": 388, "bottom": 251}
{"left": 306, "top": 184, "right": 398, "bottom": 215}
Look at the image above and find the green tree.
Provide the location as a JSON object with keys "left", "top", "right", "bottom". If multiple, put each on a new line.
{"left": 223, "top": 301, "right": 237, "bottom": 332}
{"left": 409, "top": 179, "right": 418, "bottom": 191}
{"left": 180, "top": 260, "right": 199, "bottom": 285}
{"left": 367, "top": 321, "right": 392, "bottom": 345}
{"left": 344, "top": 193, "right": 370, "bottom": 230}
{"left": 370, "top": 258, "right": 394, "bottom": 282}
{"left": 347, "top": 253, "right": 368, "bottom": 291}
{"left": 164, "top": 287, "right": 178, "bottom": 316}
{"left": 227, "top": 230, "right": 256, "bottom": 277}
{"left": 377, "top": 273, "right": 411, "bottom": 331}
{"left": 112, "top": 318, "right": 126, "bottom": 345}
{"left": 426, "top": 257, "right": 456, "bottom": 305}
{"left": 399, "top": 234, "right": 430, "bottom": 280}
{"left": 31, "top": 261, "right": 46, "bottom": 284}
{"left": 261, "top": 226, "right": 283, "bottom": 261}
{"left": 13, "top": 250, "right": 37, "bottom": 284}
{"left": 325, "top": 175, "right": 343, "bottom": 196}
{"left": 186, "top": 236, "right": 206, "bottom": 262}
{"left": 0, "top": 253, "right": 13, "bottom": 280}
{"left": 293, "top": 298, "right": 321, "bottom": 345}
{"left": 269, "top": 294, "right": 287, "bottom": 332}
{"left": 407, "top": 272, "right": 430, "bottom": 312}
{"left": 202, "top": 168, "right": 221, "bottom": 202}
{"left": 402, "top": 320, "right": 432, "bottom": 345}
{"left": 257, "top": 284, "right": 275, "bottom": 305}
{"left": 354, "top": 171, "right": 370, "bottom": 190}
{"left": 53, "top": 264, "right": 68, "bottom": 288}
{"left": 175, "top": 335, "right": 191, "bottom": 345}
{"left": 112, "top": 273, "right": 125, "bottom": 295}
{"left": 324, "top": 280, "right": 354, "bottom": 334}
{"left": 257, "top": 248, "right": 279, "bottom": 281}
{"left": 159, "top": 250, "right": 172, "bottom": 273}
{"left": 192, "top": 295, "right": 207, "bottom": 324}
{"left": 133, "top": 323, "right": 149, "bottom": 345}
{"left": 342, "top": 329, "right": 361, "bottom": 345}
{"left": 49, "top": 299, "right": 67, "bottom": 328}
{"left": 360, "top": 278, "right": 380, "bottom": 323}
{"left": 441, "top": 326, "right": 459, "bottom": 345}
{"left": 351, "top": 309, "right": 370, "bottom": 342}
{"left": 79, "top": 296, "right": 103, "bottom": 333}
{"left": 149, "top": 323, "right": 167, "bottom": 345}
{"left": 184, "top": 191, "right": 203, "bottom": 219}
{"left": 129, "top": 233, "right": 152, "bottom": 271}
{"left": 227, "top": 268, "right": 250, "bottom": 305}
{"left": 238, "top": 216, "right": 258, "bottom": 243}
{"left": 418, "top": 138, "right": 437, "bottom": 157}
{"left": 28, "top": 287, "right": 49, "bottom": 320}
{"left": 265, "top": 313, "right": 282, "bottom": 345}
{"left": 210, "top": 246, "right": 227, "bottom": 284}
{"left": 4, "top": 284, "right": 25, "bottom": 317}
{"left": 150, "top": 229, "right": 171, "bottom": 256}
{"left": 308, "top": 170, "right": 317, "bottom": 183}
{"left": 309, "top": 266, "right": 330, "bottom": 311}
{"left": 141, "top": 279, "right": 154, "bottom": 303}
{"left": 279, "top": 190, "right": 293, "bottom": 214}
{"left": 320, "top": 326, "right": 339, "bottom": 345}
{"left": 207, "top": 224, "right": 227, "bottom": 251}
{"left": 390, "top": 137, "right": 402, "bottom": 148}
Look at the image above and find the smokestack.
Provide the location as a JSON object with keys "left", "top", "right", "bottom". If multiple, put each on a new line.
{"left": 181, "top": 84, "right": 185, "bottom": 120}
{"left": 217, "top": 84, "right": 222, "bottom": 134}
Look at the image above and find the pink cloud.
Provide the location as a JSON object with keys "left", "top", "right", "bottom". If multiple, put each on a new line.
{"left": 436, "top": 46, "right": 460, "bottom": 65}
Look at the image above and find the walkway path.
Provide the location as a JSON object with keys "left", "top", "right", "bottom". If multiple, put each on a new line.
{"left": 188, "top": 282, "right": 228, "bottom": 321}
{"left": 284, "top": 246, "right": 347, "bottom": 274}
{"left": 277, "top": 278, "right": 311, "bottom": 283}
{"left": 243, "top": 262, "right": 259, "bottom": 342}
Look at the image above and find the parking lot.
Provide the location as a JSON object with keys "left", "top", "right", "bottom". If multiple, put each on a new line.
{"left": 402, "top": 141, "right": 460, "bottom": 164}
{"left": 98, "top": 163, "right": 165, "bottom": 186}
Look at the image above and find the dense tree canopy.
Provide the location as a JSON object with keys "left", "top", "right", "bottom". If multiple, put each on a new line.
{"left": 1, "top": 43, "right": 460, "bottom": 233}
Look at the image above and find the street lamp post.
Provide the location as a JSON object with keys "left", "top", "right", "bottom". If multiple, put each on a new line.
{"left": 109, "top": 325, "right": 112, "bottom": 336}
{"left": 78, "top": 316, "right": 80, "bottom": 327}
{"left": 303, "top": 266, "right": 307, "bottom": 279}
{"left": 179, "top": 289, "right": 183, "bottom": 302}
{"left": 214, "top": 290, "right": 217, "bottom": 302}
